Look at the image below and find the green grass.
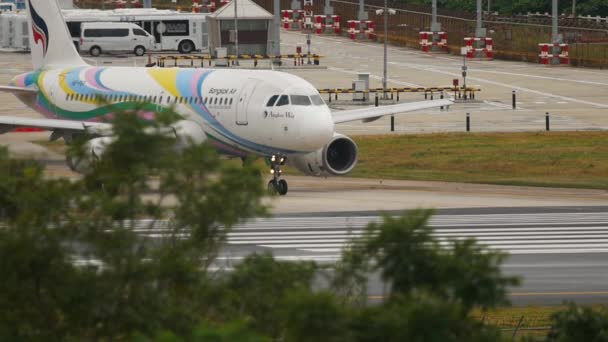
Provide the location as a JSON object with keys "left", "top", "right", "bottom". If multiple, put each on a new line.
{"left": 33, "top": 132, "right": 608, "bottom": 189}
{"left": 349, "top": 132, "right": 608, "bottom": 190}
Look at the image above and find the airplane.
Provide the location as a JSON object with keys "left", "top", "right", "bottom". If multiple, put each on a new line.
{"left": 0, "top": 0, "right": 453, "bottom": 195}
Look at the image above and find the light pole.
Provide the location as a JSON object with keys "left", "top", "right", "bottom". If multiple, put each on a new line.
{"left": 377, "top": 3, "right": 395, "bottom": 99}
{"left": 234, "top": 0, "right": 240, "bottom": 65}
{"left": 383, "top": 0, "right": 387, "bottom": 95}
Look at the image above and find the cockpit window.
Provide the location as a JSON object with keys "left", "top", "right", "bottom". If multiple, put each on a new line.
{"left": 310, "top": 95, "right": 325, "bottom": 106}
{"left": 266, "top": 95, "right": 279, "bottom": 107}
{"left": 275, "top": 95, "right": 290, "bottom": 107}
{"left": 290, "top": 95, "right": 312, "bottom": 106}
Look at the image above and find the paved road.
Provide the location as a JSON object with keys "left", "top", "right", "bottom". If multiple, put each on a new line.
{"left": 253, "top": 208, "right": 608, "bottom": 305}
{"left": 131, "top": 206, "right": 608, "bottom": 305}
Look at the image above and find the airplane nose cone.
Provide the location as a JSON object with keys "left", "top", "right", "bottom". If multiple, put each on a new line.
{"left": 305, "top": 108, "right": 334, "bottom": 150}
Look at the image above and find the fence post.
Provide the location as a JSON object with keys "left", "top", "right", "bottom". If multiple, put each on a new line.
{"left": 466, "top": 112, "right": 470, "bottom": 132}
{"left": 390, "top": 115, "right": 395, "bottom": 132}
{"left": 512, "top": 90, "right": 516, "bottom": 110}
{"left": 546, "top": 112, "right": 550, "bottom": 131}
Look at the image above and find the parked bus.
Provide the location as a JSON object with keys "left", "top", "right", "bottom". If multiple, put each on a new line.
{"left": 62, "top": 9, "right": 211, "bottom": 54}
{"left": 0, "top": 2, "right": 16, "bottom": 12}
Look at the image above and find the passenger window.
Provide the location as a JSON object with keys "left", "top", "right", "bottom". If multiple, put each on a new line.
{"left": 275, "top": 95, "right": 289, "bottom": 107}
{"left": 204, "top": 97, "right": 208, "bottom": 104}
{"left": 214, "top": 98, "right": 218, "bottom": 105}
{"left": 290, "top": 95, "right": 312, "bottom": 106}
{"left": 230, "top": 98, "right": 233, "bottom": 105}
{"left": 266, "top": 95, "right": 279, "bottom": 107}
{"left": 220, "top": 98, "right": 224, "bottom": 105}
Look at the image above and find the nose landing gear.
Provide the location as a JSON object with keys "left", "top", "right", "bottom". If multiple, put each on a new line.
{"left": 268, "top": 155, "right": 288, "bottom": 196}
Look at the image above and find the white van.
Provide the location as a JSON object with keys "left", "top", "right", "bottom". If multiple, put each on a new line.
{"left": 80, "top": 22, "right": 155, "bottom": 57}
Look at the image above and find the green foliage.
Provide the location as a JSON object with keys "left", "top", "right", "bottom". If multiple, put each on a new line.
{"left": 225, "top": 253, "right": 317, "bottom": 338}
{"left": 283, "top": 291, "right": 351, "bottom": 342}
{"left": 351, "top": 297, "right": 503, "bottom": 342}
{"left": 0, "top": 108, "right": 267, "bottom": 340}
{"left": 339, "top": 209, "right": 519, "bottom": 311}
{"left": 0, "top": 108, "right": 543, "bottom": 340}
{"left": 401, "top": 0, "right": 607, "bottom": 17}
{"left": 547, "top": 304, "right": 608, "bottom": 341}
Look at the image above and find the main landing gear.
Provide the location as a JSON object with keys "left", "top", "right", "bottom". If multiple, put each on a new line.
{"left": 268, "top": 155, "right": 288, "bottom": 196}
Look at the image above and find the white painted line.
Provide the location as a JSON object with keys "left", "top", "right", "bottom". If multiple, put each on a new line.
{"left": 388, "top": 61, "right": 608, "bottom": 108}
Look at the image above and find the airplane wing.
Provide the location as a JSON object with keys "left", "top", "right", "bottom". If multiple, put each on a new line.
{"left": 0, "top": 86, "right": 39, "bottom": 95}
{"left": 331, "top": 99, "right": 453, "bottom": 124}
{"left": 0, "top": 116, "right": 110, "bottom": 135}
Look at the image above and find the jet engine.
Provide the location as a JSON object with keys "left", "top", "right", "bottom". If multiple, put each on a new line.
{"left": 66, "top": 136, "right": 114, "bottom": 174}
{"left": 65, "top": 120, "right": 207, "bottom": 173}
{"left": 288, "top": 133, "right": 358, "bottom": 177}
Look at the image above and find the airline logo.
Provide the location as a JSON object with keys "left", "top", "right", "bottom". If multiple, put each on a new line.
{"left": 29, "top": 0, "right": 49, "bottom": 56}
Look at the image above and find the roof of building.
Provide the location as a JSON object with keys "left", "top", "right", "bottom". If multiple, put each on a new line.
{"left": 212, "top": 0, "right": 272, "bottom": 20}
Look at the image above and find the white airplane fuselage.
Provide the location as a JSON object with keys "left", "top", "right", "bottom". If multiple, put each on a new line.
{"left": 11, "top": 66, "right": 336, "bottom": 157}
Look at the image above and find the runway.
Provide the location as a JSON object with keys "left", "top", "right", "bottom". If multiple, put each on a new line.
{"left": 131, "top": 206, "right": 608, "bottom": 305}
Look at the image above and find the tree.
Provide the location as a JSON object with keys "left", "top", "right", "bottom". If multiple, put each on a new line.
{"left": 331, "top": 209, "right": 519, "bottom": 340}
{"left": 283, "top": 291, "right": 351, "bottom": 342}
{"left": 0, "top": 106, "right": 267, "bottom": 340}
{"left": 547, "top": 304, "right": 608, "bottom": 341}
{"left": 224, "top": 253, "right": 317, "bottom": 338}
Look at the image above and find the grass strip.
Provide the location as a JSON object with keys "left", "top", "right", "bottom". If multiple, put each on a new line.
{"left": 350, "top": 132, "right": 608, "bottom": 190}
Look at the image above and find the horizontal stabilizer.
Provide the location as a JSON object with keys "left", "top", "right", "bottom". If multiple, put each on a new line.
{"left": 0, "top": 86, "right": 38, "bottom": 94}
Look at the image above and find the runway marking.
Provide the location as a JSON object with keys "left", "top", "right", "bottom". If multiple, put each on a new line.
{"left": 367, "top": 291, "right": 608, "bottom": 300}
{"left": 388, "top": 61, "right": 608, "bottom": 109}
{"left": 466, "top": 69, "right": 608, "bottom": 87}
{"left": 511, "top": 291, "right": 608, "bottom": 297}
{"left": 132, "top": 212, "right": 608, "bottom": 258}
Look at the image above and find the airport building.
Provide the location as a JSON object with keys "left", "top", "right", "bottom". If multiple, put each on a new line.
{"left": 207, "top": 0, "right": 274, "bottom": 56}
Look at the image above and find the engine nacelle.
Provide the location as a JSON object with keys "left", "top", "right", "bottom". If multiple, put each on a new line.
{"left": 288, "top": 134, "right": 358, "bottom": 177}
{"left": 66, "top": 136, "right": 114, "bottom": 174}
{"left": 171, "top": 120, "right": 207, "bottom": 149}
{"left": 65, "top": 121, "right": 206, "bottom": 174}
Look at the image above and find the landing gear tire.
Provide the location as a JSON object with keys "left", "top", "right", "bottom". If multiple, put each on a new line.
{"left": 268, "top": 155, "right": 288, "bottom": 196}
{"left": 267, "top": 179, "right": 288, "bottom": 196}
{"left": 278, "top": 179, "right": 288, "bottom": 195}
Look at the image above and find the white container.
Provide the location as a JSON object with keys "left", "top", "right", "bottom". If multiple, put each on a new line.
{"left": 0, "top": 15, "right": 6, "bottom": 48}
{"left": 215, "top": 47, "right": 227, "bottom": 66}
{"left": 3, "top": 13, "right": 16, "bottom": 48}
{"left": 12, "top": 14, "right": 28, "bottom": 49}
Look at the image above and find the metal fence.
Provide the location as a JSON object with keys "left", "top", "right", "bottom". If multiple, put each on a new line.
{"left": 255, "top": 0, "right": 608, "bottom": 68}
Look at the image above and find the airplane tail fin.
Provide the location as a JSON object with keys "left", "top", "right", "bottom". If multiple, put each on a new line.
{"left": 25, "top": 0, "right": 87, "bottom": 69}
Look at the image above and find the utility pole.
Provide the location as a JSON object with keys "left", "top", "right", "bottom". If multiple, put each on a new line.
{"left": 358, "top": 0, "right": 368, "bottom": 20}
{"left": 552, "top": 0, "right": 560, "bottom": 43}
{"left": 382, "top": 0, "right": 388, "bottom": 97}
{"left": 475, "top": 0, "right": 485, "bottom": 36}
{"left": 431, "top": 0, "right": 440, "bottom": 31}
{"left": 324, "top": 0, "right": 333, "bottom": 15}
{"left": 572, "top": 0, "right": 576, "bottom": 17}
{"left": 234, "top": 0, "right": 239, "bottom": 65}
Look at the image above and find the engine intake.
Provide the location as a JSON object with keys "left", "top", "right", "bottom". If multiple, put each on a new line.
{"left": 288, "top": 134, "right": 358, "bottom": 177}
